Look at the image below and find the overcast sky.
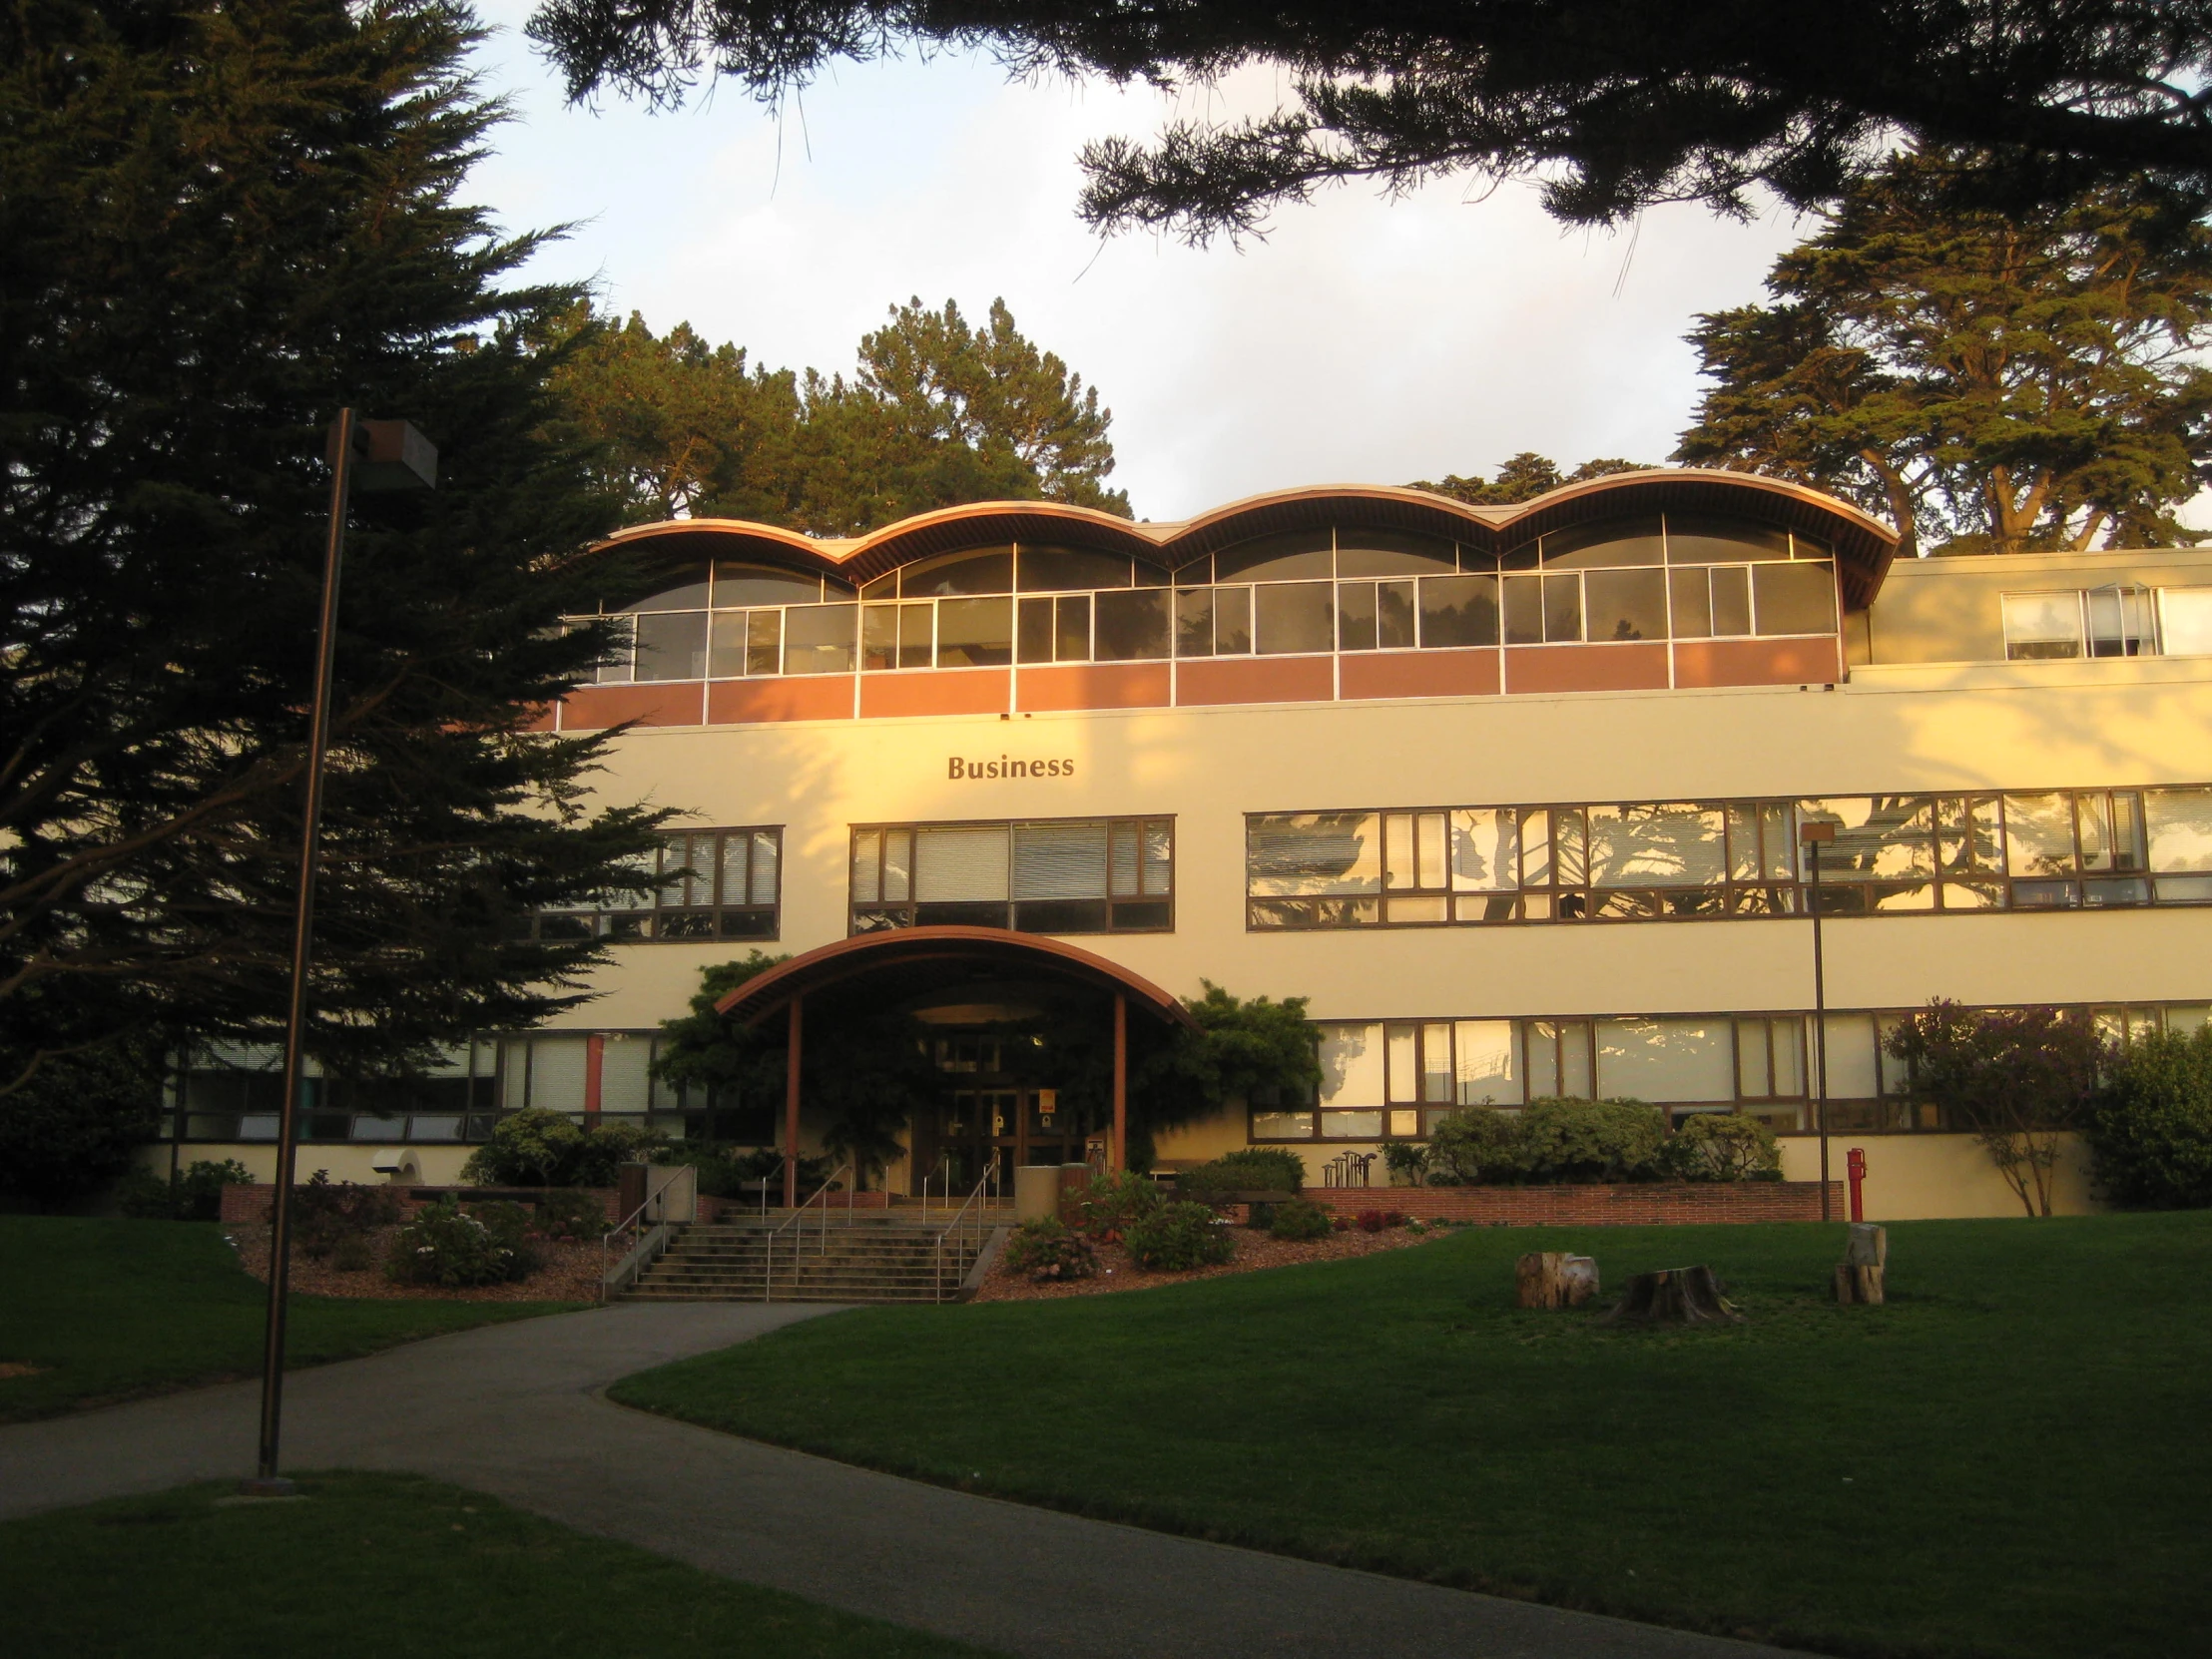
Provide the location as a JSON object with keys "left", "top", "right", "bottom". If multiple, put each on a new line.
{"left": 467, "top": 2, "right": 1823, "bottom": 523}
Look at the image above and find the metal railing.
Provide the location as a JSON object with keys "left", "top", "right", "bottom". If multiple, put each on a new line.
{"left": 598, "top": 1164, "right": 699, "bottom": 1303}
{"left": 932, "top": 1161, "right": 1002, "bottom": 1303}
{"left": 762, "top": 1162, "right": 852, "bottom": 1303}
{"left": 916, "top": 1152, "right": 952, "bottom": 1225}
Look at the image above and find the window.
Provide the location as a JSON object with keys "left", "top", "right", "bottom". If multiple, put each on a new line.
{"left": 1249, "top": 786, "right": 2204, "bottom": 928}
{"left": 526, "top": 828, "right": 782, "bottom": 942}
{"left": 2160, "top": 588, "right": 2212, "bottom": 657}
{"left": 2003, "top": 588, "right": 2157, "bottom": 661}
{"left": 850, "top": 817, "right": 1173, "bottom": 933}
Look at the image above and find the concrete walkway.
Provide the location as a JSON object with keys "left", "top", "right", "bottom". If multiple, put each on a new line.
{"left": 0, "top": 1304, "right": 1801, "bottom": 1659}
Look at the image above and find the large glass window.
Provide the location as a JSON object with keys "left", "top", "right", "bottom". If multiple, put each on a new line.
{"left": 2004, "top": 587, "right": 2157, "bottom": 661}
{"left": 850, "top": 817, "right": 1173, "bottom": 933}
{"left": 526, "top": 828, "right": 783, "bottom": 943}
{"left": 1250, "top": 785, "right": 2202, "bottom": 928}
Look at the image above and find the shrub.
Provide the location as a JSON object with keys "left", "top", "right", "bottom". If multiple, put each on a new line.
{"left": 1001, "top": 1216, "right": 1100, "bottom": 1283}
{"left": 1354, "top": 1208, "right": 1407, "bottom": 1233}
{"left": 2082, "top": 1027, "right": 2212, "bottom": 1208}
{"left": 328, "top": 1232, "right": 376, "bottom": 1273}
{"left": 116, "top": 1159, "right": 253, "bottom": 1221}
{"left": 386, "top": 1197, "right": 537, "bottom": 1287}
{"left": 1074, "top": 1170, "right": 1163, "bottom": 1241}
{"left": 1425, "top": 1105, "right": 1528, "bottom": 1185}
{"left": 1519, "top": 1098, "right": 1670, "bottom": 1182}
{"left": 1382, "top": 1142, "right": 1428, "bottom": 1186}
{"left": 1269, "top": 1198, "right": 1334, "bottom": 1241}
{"left": 1123, "top": 1201, "right": 1234, "bottom": 1271}
{"left": 1176, "top": 1148, "right": 1308, "bottom": 1198}
{"left": 289, "top": 1170, "right": 404, "bottom": 1260}
{"left": 1666, "top": 1113, "right": 1784, "bottom": 1182}
{"left": 461, "top": 1108, "right": 667, "bottom": 1189}
{"left": 533, "top": 1188, "right": 607, "bottom": 1241}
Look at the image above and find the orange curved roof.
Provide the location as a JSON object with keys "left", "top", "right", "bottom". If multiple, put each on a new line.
{"left": 713, "top": 925, "right": 1200, "bottom": 1030}
{"left": 595, "top": 469, "right": 1903, "bottom": 608}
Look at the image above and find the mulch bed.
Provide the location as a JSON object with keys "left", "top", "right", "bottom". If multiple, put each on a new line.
{"left": 227, "top": 1224, "right": 601, "bottom": 1304}
{"left": 972, "top": 1223, "right": 1451, "bottom": 1303}
{"left": 0, "top": 1362, "right": 47, "bottom": 1380}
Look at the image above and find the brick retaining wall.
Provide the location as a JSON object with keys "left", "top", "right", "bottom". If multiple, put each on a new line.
{"left": 1302, "top": 1181, "right": 1842, "bottom": 1225}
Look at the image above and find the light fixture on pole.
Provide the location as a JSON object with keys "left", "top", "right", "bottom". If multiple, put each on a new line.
{"left": 240, "top": 412, "right": 435, "bottom": 1498}
{"left": 1799, "top": 818, "right": 1838, "bottom": 1224}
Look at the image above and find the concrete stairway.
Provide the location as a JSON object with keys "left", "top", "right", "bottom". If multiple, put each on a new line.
{"left": 624, "top": 1216, "right": 1003, "bottom": 1304}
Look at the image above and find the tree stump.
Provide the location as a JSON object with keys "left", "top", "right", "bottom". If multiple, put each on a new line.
{"left": 1517, "top": 1252, "right": 1601, "bottom": 1309}
{"left": 1834, "top": 1224, "right": 1887, "bottom": 1305}
{"left": 1600, "top": 1266, "right": 1742, "bottom": 1325}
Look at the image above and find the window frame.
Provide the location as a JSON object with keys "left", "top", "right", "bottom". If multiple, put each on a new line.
{"left": 849, "top": 815, "right": 1176, "bottom": 936}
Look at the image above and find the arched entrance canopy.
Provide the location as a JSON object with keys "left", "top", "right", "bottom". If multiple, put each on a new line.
{"left": 713, "top": 925, "right": 1198, "bottom": 1030}
{"left": 714, "top": 927, "right": 1197, "bottom": 1203}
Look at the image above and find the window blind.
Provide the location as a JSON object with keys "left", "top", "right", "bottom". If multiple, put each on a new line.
{"left": 914, "top": 826, "right": 1010, "bottom": 901}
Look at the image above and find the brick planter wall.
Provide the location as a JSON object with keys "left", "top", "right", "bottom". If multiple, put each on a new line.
{"left": 1302, "top": 1180, "right": 1843, "bottom": 1225}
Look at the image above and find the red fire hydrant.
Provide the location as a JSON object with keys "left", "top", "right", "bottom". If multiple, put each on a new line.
{"left": 1847, "top": 1147, "right": 1868, "bottom": 1223}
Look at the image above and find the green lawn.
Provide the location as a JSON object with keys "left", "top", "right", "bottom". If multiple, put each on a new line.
{"left": 0, "top": 1217, "right": 582, "bottom": 1422}
{"left": 0, "top": 1470, "right": 1001, "bottom": 1658}
{"left": 611, "top": 1213, "right": 2212, "bottom": 1659}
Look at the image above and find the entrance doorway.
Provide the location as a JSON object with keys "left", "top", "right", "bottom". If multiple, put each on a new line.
{"left": 911, "top": 1030, "right": 1090, "bottom": 1192}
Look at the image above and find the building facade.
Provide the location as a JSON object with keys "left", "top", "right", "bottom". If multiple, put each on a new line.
{"left": 159, "top": 471, "right": 2212, "bottom": 1218}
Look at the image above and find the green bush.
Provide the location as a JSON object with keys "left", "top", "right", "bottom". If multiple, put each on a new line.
{"left": 0, "top": 1041, "right": 165, "bottom": 1209}
{"left": 1123, "top": 1201, "right": 1234, "bottom": 1271}
{"left": 2083, "top": 1027, "right": 2212, "bottom": 1208}
{"left": 1268, "top": 1198, "right": 1334, "bottom": 1241}
{"left": 1666, "top": 1113, "right": 1784, "bottom": 1182}
{"left": 1176, "top": 1148, "right": 1308, "bottom": 1197}
{"left": 1382, "top": 1142, "right": 1429, "bottom": 1186}
{"left": 1425, "top": 1106, "right": 1529, "bottom": 1185}
{"left": 533, "top": 1189, "right": 607, "bottom": 1241}
{"left": 385, "top": 1198, "right": 537, "bottom": 1287}
{"left": 328, "top": 1231, "right": 376, "bottom": 1273}
{"left": 1001, "top": 1216, "right": 1100, "bottom": 1282}
{"left": 1074, "top": 1170, "right": 1163, "bottom": 1240}
{"left": 461, "top": 1108, "right": 667, "bottom": 1188}
{"left": 290, "top": 1170, "right": 404, "bottom": 1260}
{"left": 1519, "top": 1097, "right": 1670, "bottom": 1182}
{"left": 116, "top": 1159, "right": 252, "bottom": 1221}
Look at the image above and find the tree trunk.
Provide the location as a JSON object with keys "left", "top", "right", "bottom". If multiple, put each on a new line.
{"left": 1834, "top": 1262, "right": 1887, "bottom": 1305}
{"left": 1516, "top": 1251, "right": 1599, "bottom": 1309}
{"left": 1600, "top": 1265, "right": 1741, "bottom": 1325}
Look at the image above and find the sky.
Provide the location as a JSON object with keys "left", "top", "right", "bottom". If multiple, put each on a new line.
{"left": 465, "top": 2, "right": 1821, "bottom": 523}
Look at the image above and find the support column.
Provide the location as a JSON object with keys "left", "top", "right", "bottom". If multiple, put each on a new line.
{"left": 784, "top": 995, "right": 804, "bottom": 1209}
{"left": 1111, "top": 994, "right": 1127, "bottom": 1173}
{"left": 583, "top": 1033, "right": 605, "bottom": 1126}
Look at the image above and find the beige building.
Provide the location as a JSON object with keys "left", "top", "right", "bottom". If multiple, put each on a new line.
{"left": 162, "top": 471, "right": 2212, "bottom": 1219}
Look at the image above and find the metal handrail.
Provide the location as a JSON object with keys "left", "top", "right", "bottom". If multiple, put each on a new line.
{"left": 932, "top": 1161, "right": 1001, "bottom": 1302}
{"left": 598, "top": 1192, "right": 659, "bottom": 1307}
{"left": 762, "top": 1162, "right": 851, "bottom": 1303}
{"left": 918, "top": 1152, "right": 951, "bottom": 1226}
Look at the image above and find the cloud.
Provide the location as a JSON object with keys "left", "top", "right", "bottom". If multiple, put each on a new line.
{"left": 469, "top": 5, "right": 1813, "bottom": 520}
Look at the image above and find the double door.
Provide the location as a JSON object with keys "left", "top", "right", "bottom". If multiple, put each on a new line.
{"left": 919, "top": 1087, "right": 1084, "bottom": 1193}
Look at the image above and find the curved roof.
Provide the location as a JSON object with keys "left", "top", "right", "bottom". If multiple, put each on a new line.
{"left": 597, "top": 469, "right": 1903, "bottom": 609}
{"left": 713, "top": 925, "right": 1200, "bottom": 1031}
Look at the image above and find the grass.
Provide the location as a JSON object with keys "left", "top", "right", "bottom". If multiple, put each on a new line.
{"left": 0, "top": 1470, "right": 1002, "bottom": 1658}
{"left": 610, "top": 1213, "right": 2212, "bottom": 1659}
{"left": 0, "top": 1217, "right": 582, "bottom": 1422}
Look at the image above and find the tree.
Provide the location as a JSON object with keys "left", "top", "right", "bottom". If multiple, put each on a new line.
{"left": 1885, "top": 1001, "right": 2107, "bottom": 1216}
{"left": 652, "top": 954, "right": 936, "bottom": 1188}
{"left": 2081, "top": 1026, "right": 2212, "bottom": 1210}
{"left": 1676, "top": 154, "right": 2212, "bottom": 557}
{"left": 0, "top": 1036, "right": 164, "bottom": 1209}
{"left": 1, "top": 0, "right": 673, "bottom": 1099}
{"left": 1409, "top": 453, "right": 1648, "bottom": 507}
{"left": 524, "top": 1, "right": 2212, "bottom": 243}
{"left": 540, "top": 303, "right": 807, "bottom": 525}
{"left": 548, "top": 296, "right": 1130, "bottom": 534}
{"left": 1130, "top": 981, "right": 1322, "bottom": 1167}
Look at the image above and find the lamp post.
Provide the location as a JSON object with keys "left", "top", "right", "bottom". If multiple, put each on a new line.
{"left": 242, "top": 412, "right": 435, "bottom": 1497}
{"left": 1800, "top": 818, "right": 1837, "bottom": 1224}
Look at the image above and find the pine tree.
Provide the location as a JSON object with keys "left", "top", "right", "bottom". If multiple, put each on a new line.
{"left": 1, "top": 0, "right": 672, "bottom": 1095}
{"left": 1676, "top": 154, "right": 2212, "bottom": 556}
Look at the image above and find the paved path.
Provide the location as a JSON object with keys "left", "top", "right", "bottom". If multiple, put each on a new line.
{"left": 0, "top": 1304, "right": 1802, "bottom": 1659}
